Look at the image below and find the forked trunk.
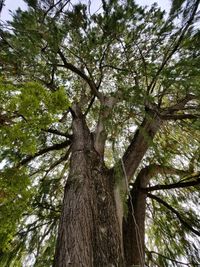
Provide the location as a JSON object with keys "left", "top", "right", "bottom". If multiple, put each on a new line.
{"left": 54, "top": 106, "right": 124, "bottom": 267}
{"left": 54, "top": 107, "right": 163, "bottom": 266}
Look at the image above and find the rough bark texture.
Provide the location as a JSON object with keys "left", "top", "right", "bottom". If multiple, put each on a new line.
{"left": 123, "top": 167, "right": 151, "bottom": 267}
{"left": 54, "top": 105, "right": 124, "bottom": 267}
{"left": 53, "top": 100, "right": 193, "bottom": 266}
{"left": 122, "top": 110, "right": 162, "bottom": 180}
{"left": 122, "top": 111, "right": 162, "bottom": 266}
{"left": 123, "top": 189, "right": 146, "bottom": 267}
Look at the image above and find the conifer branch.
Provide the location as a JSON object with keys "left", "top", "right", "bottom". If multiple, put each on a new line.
{"left": 148, "top": 193, "right": 200, "bottom": 236}
{"left": 143, "top": 174, "right": 200, "bottom": 192}
{"left": 146, "top": 250, "right": 199, "bottom": 266}
{"left": 134, "top": 164, "right": 188, "bottom": 188}
{"left": 19, "top": 140, "right": 71, "bottom": 166}
{"left": 121, "top": 111, "right": 162, "bottom": 181}
{"left": 57, "top": 49, "right": 103, "bottom": 100}
{"left": 148, "top": 0, "right": 200, "bottom": 93}
{"left": 160, "top": 113, "right": 199, "bottom": 120}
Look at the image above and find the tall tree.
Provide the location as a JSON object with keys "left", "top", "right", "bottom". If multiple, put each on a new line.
{"left": 0, "top": 0, "right": 200, "bottom": 266}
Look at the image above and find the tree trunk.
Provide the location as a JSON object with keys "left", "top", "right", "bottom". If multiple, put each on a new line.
{"left": 123, "top": 187, "right": 147, "bottom": 267}
{"left": 54, "top": 105, "right": 124, "bottom": 267}
{"left": 123, "top": 165, "right": 159, "bottom": 267}
{"left": 54, "top": 107, "right": 164, "bottom": 266}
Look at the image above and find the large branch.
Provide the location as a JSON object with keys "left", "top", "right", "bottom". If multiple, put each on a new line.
{"left": 163, "top": 94, "right": 196, "bottom": 114}
{"left": 160, "top": 113, "right": 199, "bottom": 120}
{"left": 143, "top": 173, "right": 200, "bottom": 192}
{"left": 57, "top": 49, "right": 103, "bottom": 101}
{"left": 134, "top": 164, "right": 189, "bottom": 189}
{"left": 94, "top": 96, "right": 118, "bottom": 156}
{"left": 148, "top": 193, "right": 200, "bottom": 236}
{"left": 122, "top": 93, "right": 197, "bottom": 183}
{"left": 146, "top": 250, "right": 198, "bottom": 266}
{"left": 19, "top": 139, "right": 71, "bottom": 166}
{"left": 122, "top": 111, "right": 162, "bottom": 181}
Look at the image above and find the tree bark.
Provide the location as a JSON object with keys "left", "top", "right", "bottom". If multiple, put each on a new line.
{"left": 123, "top": 188, "right": 146, "bottom": 267}
{"left": 54, "top": 105, "right": 124, "bottom": 267}
{"left": 123, "top": 167, "right": 151, "bottom": 267}
{"left": 122, "top": 109, "right": 162, "bottom": 181}
{"left": 54, "top": 96, "right": 194, "bottom": 266}
{"left": 122, "top": 112, "right": 163, "bottom": 267}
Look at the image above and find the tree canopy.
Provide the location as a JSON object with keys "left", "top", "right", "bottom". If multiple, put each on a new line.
{"left": 0, "top": 0, "right": 200, "bottom": 266}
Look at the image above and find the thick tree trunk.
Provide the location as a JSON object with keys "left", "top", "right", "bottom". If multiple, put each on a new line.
{"left": 54, "top": 106, "right": 124, "bottom": 267}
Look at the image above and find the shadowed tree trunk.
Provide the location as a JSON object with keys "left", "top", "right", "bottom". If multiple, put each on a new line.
{"left": 123, "top": 166, "right": 156, "bottom": 267}
{"left": 123, "top": 188, "right": 147, "bottom": 267}
{"left": 122, "top": 112, "right": 162, "bottom": 267}
{"left": 54, "top": 105, "right": 124, "bottom": 267}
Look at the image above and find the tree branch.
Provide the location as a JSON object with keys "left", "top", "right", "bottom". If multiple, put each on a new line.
{"left": 83, "top": 95, "right": 96, "bottom": 116}
{"left": 121, "top": 93, "right": 197, "bottom": 185}
{"left": 57, "top": 49, "right": 103, "bottom": 100}
{"left": 148, "top": 193, "right": 200, "bottom": 236}
{"left": 42, "top": 0, "right": 69, "bottom": 21}
{"left": 94, "top": 96, "right": 118, "bottom": 156}
{"left": 42, "top": 128, "right": 72, "bottom": 139}
{"left": 143, "top": 174, "right": 200, "bottom": 192}
{"left": 19, "top": 140, "right": 71, "bottom": 166}
{"left": 121, "top": 111, "right": 162, "bottom": 181}
{"left": 18, "top": 221, "right": 51, "bottom": 237}
{"left": 160, "top": 113, "right": 199, "bottom": 120}
{"left": 0, "top": 0, "right": 5, "bottom": 14}
{"left": 45, "top": 146, "right": 71, "bottom": 173}
{"left": 158, "top": 94, "right": 199, "bottom": 120}
{"left": 146, "top": 250, "right": 199, "bottom": 266}
{"left": 163, "top": 94, "right": 196, "bottom": 113}
{"left": 136, "top": 43, "right": 149, "bottom": 88}
{"left": 135, "top": 164, "right": 189, "bottom": 188}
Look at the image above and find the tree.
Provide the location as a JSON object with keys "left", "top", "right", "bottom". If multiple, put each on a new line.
{"left": 0, "top": 0, "right": 200, "bottom": 266}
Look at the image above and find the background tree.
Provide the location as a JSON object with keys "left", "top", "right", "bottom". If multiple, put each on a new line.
{"left": 0, "top": 0, "right": 200, "bottom": 266}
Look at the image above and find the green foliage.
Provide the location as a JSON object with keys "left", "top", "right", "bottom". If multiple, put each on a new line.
{"left": 147, "top": 189, "right": 200, "bottom": 266}
{"left": 0, "top": 77, "right": 69, "bottom": 265}
{"left": 0, "top": 78, "right": 69, "bottom": 161}
{"left": 0, "top": 167, "right": 32, "bottom": 253}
